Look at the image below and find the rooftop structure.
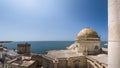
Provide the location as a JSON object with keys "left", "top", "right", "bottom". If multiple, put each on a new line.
{"left": 4, "top": 56, "right": 37, "bottom": 68}
{"left": 76, "top": 28, "right": 100, "bottom": 40}
{"left": 43, "top": 51, "right": 87, "bottom": 68}
{"left": 42, "top": 28, "right": 107, "bottom": 68}
{"left": 6, "top": 50, "right": 19, "bottom": 59}
{"left": 89, "top": 54, "right": 108, "bottom": 65}
{"left": 17, "top": 43, "right": 31, "bottom": 56}
{"left": 68, "top": 28, "right": 101, "bottom": 55}
{"left": 0, "top": 45, "right": 3, "bottom": 52}
{"left": 45, "top": 50, "right": 83, "bottom": 59}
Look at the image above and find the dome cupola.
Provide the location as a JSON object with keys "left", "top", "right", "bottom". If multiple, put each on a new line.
{"left": 76, "top": 28, "right": 100, "bottom": 41}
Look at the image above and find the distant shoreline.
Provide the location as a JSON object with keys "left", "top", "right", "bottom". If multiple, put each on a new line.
{"left": 0, "top": 41, "right": 13, "bottom": 43}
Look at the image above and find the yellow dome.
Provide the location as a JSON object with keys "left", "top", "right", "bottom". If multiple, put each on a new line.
{"left": 76, "top": 28, "right": 99, "bottom": 39}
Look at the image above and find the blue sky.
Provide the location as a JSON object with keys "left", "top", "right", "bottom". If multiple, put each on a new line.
{"left": 0, "top": 0, "right": 108, "bottom": 41}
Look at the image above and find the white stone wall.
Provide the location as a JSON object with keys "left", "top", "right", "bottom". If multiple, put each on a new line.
{"left": 77, "top": 41, "right": 100, "bottom": 55}
{"left": 108, "top": 0, "right": 120, "bottom": 68}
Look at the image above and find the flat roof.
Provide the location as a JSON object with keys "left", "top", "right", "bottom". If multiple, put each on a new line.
{"left": 7, "top": 56, "right": 35, "bottom": 67}
{"left": 45, "top": 50, "right": 83, "bottom": 59}
{"left": 89, "top": 54, "right": 108, "bottom": 64}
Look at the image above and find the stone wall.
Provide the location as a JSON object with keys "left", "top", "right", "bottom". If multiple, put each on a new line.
{"left": 17, "top": 43, "right": 31, "bottom": 56}
{"left": 32, "top": 54, "right": 43, "bottom": 67}
{"left": 43, "top": 58, "right": 54, "bottom": 68}
{"left": 42, "top": 56, "right": 87, "bottom": 68}
{"left": 77, "top": 41, "right": 101, "bottom": 55}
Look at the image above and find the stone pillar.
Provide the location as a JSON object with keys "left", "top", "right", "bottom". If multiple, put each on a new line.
{"left": 108, "top": 0, "right": 120, "bottom": 68}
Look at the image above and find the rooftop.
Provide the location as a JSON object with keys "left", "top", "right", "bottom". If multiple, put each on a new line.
{"left": 7, "top": 56, "right": 35, "bottom": 67}
{"left": 89, "top": 54, "right": 108, "bottom": 64}
{"left": 45, "top": 50, "right": 83, "bottom": 59}
{"left": 76, "top": 28, "right": 100, "bottom": 40}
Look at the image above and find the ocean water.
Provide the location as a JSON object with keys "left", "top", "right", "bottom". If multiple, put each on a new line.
{"left": 2, "top": 41, "right": 107, "bottom": 54}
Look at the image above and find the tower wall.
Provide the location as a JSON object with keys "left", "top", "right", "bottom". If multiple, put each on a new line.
{"left": 108, "top": 0, "right": 120, "bottom": 68}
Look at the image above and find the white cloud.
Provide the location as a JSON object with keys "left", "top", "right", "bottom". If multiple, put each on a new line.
{"left": 3, "top": 0, "right": 39, "bottom": 11}
{"left": 2, "top": 0, "right": 59, "bottom": 14}
{"left": 0, "top": 0, "right": 71, "bottom": 23}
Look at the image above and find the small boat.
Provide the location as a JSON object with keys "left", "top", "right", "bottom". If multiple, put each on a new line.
{"left": 104, "top": 43, "right": 108, "bottom": 46}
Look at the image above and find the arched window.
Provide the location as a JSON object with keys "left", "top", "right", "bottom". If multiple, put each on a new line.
{"left": 95, "top": 46, "right": 99, "bottom": 49}
{"left": 73, "top": 60, "right": 80, "bottom": 68}
{"left": 75, "top": 61, "right": 79, "bottom": 68}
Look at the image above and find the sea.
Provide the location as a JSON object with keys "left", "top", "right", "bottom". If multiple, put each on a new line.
{"left": 2, "top": 41, "right": 107, "bottom": 54}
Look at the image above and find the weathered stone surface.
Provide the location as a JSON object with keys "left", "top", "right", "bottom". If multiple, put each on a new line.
{"left": 108, "top": 0, "right": 120, "bottom": 68}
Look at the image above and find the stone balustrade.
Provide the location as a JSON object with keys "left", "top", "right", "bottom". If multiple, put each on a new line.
{"left": 87, "top": 57, "right": 108, "bottom": 68}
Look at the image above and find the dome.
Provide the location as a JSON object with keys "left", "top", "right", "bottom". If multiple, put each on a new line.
{"left": 76, "top": 28, "right": 99, "bottom": 39}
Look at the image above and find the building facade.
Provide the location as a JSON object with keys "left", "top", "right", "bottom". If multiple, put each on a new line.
{"left": 17, "top": 43, "right": 31, "bottom": 56}
{"left": 42, "top": 28, "right": 104, "bottom": 68}
{"left": 4, "top": 56, "right": 37, "bottom": 68}
{"left": 43, "top": 50, "right": 87, "bottom": 68}
{"left": 68, "top": 28, "right": 101, "bottom": 55}
{"left": 0, "top": 45, "right": 5, "bottom": 63}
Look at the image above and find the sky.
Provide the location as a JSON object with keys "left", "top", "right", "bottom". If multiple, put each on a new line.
{"left": 0, "top": 0, "right": 108, "bottom": 41}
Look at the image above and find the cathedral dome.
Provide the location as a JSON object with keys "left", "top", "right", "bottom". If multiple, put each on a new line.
{"left": 76, "top": 28, "right": 99, "bottom": 40}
